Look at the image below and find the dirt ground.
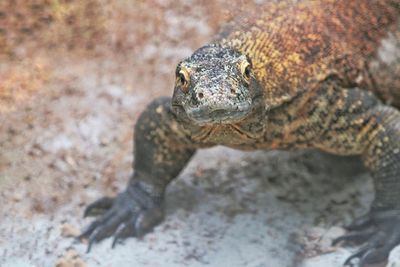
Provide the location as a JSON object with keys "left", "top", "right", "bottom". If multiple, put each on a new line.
{"left": 1, "top": 1, "right": 400, "bottom": 267}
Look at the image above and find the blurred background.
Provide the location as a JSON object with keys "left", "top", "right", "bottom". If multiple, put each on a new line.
{"left": 0, "top": 0, "right": 235, "bottom": 111}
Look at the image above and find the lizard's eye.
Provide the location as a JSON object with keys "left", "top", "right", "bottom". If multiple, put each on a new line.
{"left": 240, "top": 60, "right": 251, "bottom": 82}
{"left": 177, "top": 67, "right": 190, "bottom": 93}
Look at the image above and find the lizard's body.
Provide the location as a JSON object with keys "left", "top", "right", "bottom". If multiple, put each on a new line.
{"left": 81, "top": 1, "right": 400, "bottom": 266}
{"left": 220, "top": 0, "right": 400, "bottom": 109}
{"left": 186, "top": 0, "right": 400, "bottom": 150}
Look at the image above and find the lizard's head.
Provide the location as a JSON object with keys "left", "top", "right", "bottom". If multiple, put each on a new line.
{"left": 172, "top": 44, "right": 263, "bottom": 125}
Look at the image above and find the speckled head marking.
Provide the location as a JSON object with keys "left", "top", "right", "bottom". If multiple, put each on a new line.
{"left": 171, "top": 44, "right": 264, "bottom": 125}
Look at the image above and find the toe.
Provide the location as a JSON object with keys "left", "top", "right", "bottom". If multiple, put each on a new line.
{"left": 340, "top": 210, "right": 400, "bottom": 266}
{"left": 332, "top": 228, "right": 375, "bottom": 246}
{"left": 359, "top": 249, "right": 389, "bottom": 266}
{"left": 84, "top": 197, "right": 115, "bottom": 218}
{"left": 79, "top": 209, "right": 115, "bottom": 240}
{"left": 111, "top": 218, "right": 138, "bottom": 248}
{"left": 343, "top": 244, "right": 370, "bottom": 266}
{"left": 346, "top": 214, "right": 373, "bottom": 231}
{"left": 87, "top": 209, "right": 131, "bottom": 244}
{"left": 79, "top": 220, "right": 99, "bottom": 240}
{"left": 343, "top": 229, "right": 390, "bottom": 266}
{"left": 360, "top": 230, "right": 400, "bottom": 266}
{"left": 134, "top": 206, "right": 164, "bottom": 237}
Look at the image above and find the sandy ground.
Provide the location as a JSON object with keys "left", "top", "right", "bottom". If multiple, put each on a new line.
{"left": 1, "top": 1, "right": 400, "bottom": 267}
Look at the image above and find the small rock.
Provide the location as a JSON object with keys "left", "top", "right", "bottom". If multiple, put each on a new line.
{"left": 55, "top": 249, "right": 86, "bottom": 267}
{"left": 301, "top": 226, "right": 346, "bottom": 257}
{"left": 11, "top": 191, "right": 24, "bottom": 202}
{"left": 64, "top": 155, "right": 77, "bottom": 168}
{"left": 60, "top": 223, "right": 80, "bottom": 238}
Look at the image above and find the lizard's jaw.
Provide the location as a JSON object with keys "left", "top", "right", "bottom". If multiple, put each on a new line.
{"left": 172, "top": 91, "right": 264, "bottom": 126}
{"left": 184, "top": 103, "right": 252, "bottom": 125}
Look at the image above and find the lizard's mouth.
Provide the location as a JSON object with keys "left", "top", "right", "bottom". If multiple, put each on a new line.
{"left": 172, "top": 93, "right": 263, "bottom": 125}
{"left": 183, "top": 102, "right": 253, "bottom": 125}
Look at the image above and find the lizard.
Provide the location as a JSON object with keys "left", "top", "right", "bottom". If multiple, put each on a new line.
{"left": 79, "top": 0, "right": 400, "bottom": 266}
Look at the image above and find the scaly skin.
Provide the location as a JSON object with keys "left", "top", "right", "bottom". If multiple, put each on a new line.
{"left": 80, "top": 0, "right": 400, "bottom": 266}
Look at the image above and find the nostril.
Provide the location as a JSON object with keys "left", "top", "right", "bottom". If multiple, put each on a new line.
{"left": 198, "top": 92, "right": 204, "bottom": 99}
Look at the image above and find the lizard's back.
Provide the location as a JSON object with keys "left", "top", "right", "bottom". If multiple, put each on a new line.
{"left": 217, "top": 0, "right": 400, "bottom": 108}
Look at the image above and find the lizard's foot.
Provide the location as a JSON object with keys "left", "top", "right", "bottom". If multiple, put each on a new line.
{"left": 79, "top": 184, "right": 164, "bottom": 252}
{"left": 333, "top": 210, "right": 400, "bottom": 267}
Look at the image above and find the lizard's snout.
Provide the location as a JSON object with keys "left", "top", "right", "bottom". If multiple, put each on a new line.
{"left": 184, "top": 85, "right": 252, "bottom": 125}
{"left": 192, "top": 86, "right": 239, "bottom": 105}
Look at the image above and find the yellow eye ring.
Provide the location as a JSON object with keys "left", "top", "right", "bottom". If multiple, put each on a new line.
{"left": 240, "top": 60, "right": 251, "bottom": 81}
{"left": 177, "top": 66, "right": 190, "bottom": 92}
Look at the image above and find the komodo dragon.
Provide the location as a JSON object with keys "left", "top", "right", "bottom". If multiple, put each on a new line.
{"left": 80, "top": 0, "right": 400, "bottom": 266}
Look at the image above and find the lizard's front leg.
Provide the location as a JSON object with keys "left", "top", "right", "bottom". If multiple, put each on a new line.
{"left": 80, "top": 97, "right": 198, "bottom": 251}
{"left": 332, "top": 102, "right": 400, "bottom": 267}
{"left": 301, "top": 81, "right": 400, "bottom": 266}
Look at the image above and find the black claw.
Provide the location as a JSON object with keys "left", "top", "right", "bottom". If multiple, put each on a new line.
{"left": 87, "top": 227, "right": 104, "bottom": 253}
{"left": 344, "top": 243, "right": 373, "bottom": 266}
{"left": 112, "top": 223, "right": 128, "bottom": 248}
{"left": 345, "top": 215, "right": 372, "bottom": 231}
{"left": 91, "top": 212, "right": 130, "bottom": 243}
{"left": 86, "top": 227, "right": 101, "bottom": 253}
{"left": 80, "top": 209, "right": 115, "bottom": 241}
{"left": 79, "top": 220, "right": 100, "bottom": 240}
{"left": 111, "top": 234, "right": 121, "bottom": 249}
{"left": 87, "top": 235, "right": 96, "bottom": 253}
{"left": 332, "top": 228, "right": 375, "bottom": 246}
{"left": 84, "top": 197, "right": 114, "bottom": 218}
{"left": 358, "top": 250, "right": 376, "bottom": 267}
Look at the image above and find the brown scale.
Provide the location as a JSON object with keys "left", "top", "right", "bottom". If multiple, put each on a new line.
{"left": 217, "top": 0, "right": 400, "bottom": 109}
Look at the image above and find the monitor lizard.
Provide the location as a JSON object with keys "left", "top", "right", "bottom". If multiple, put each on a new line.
{"left": 80, "top": 1, "right": 400, "bottom": 266}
